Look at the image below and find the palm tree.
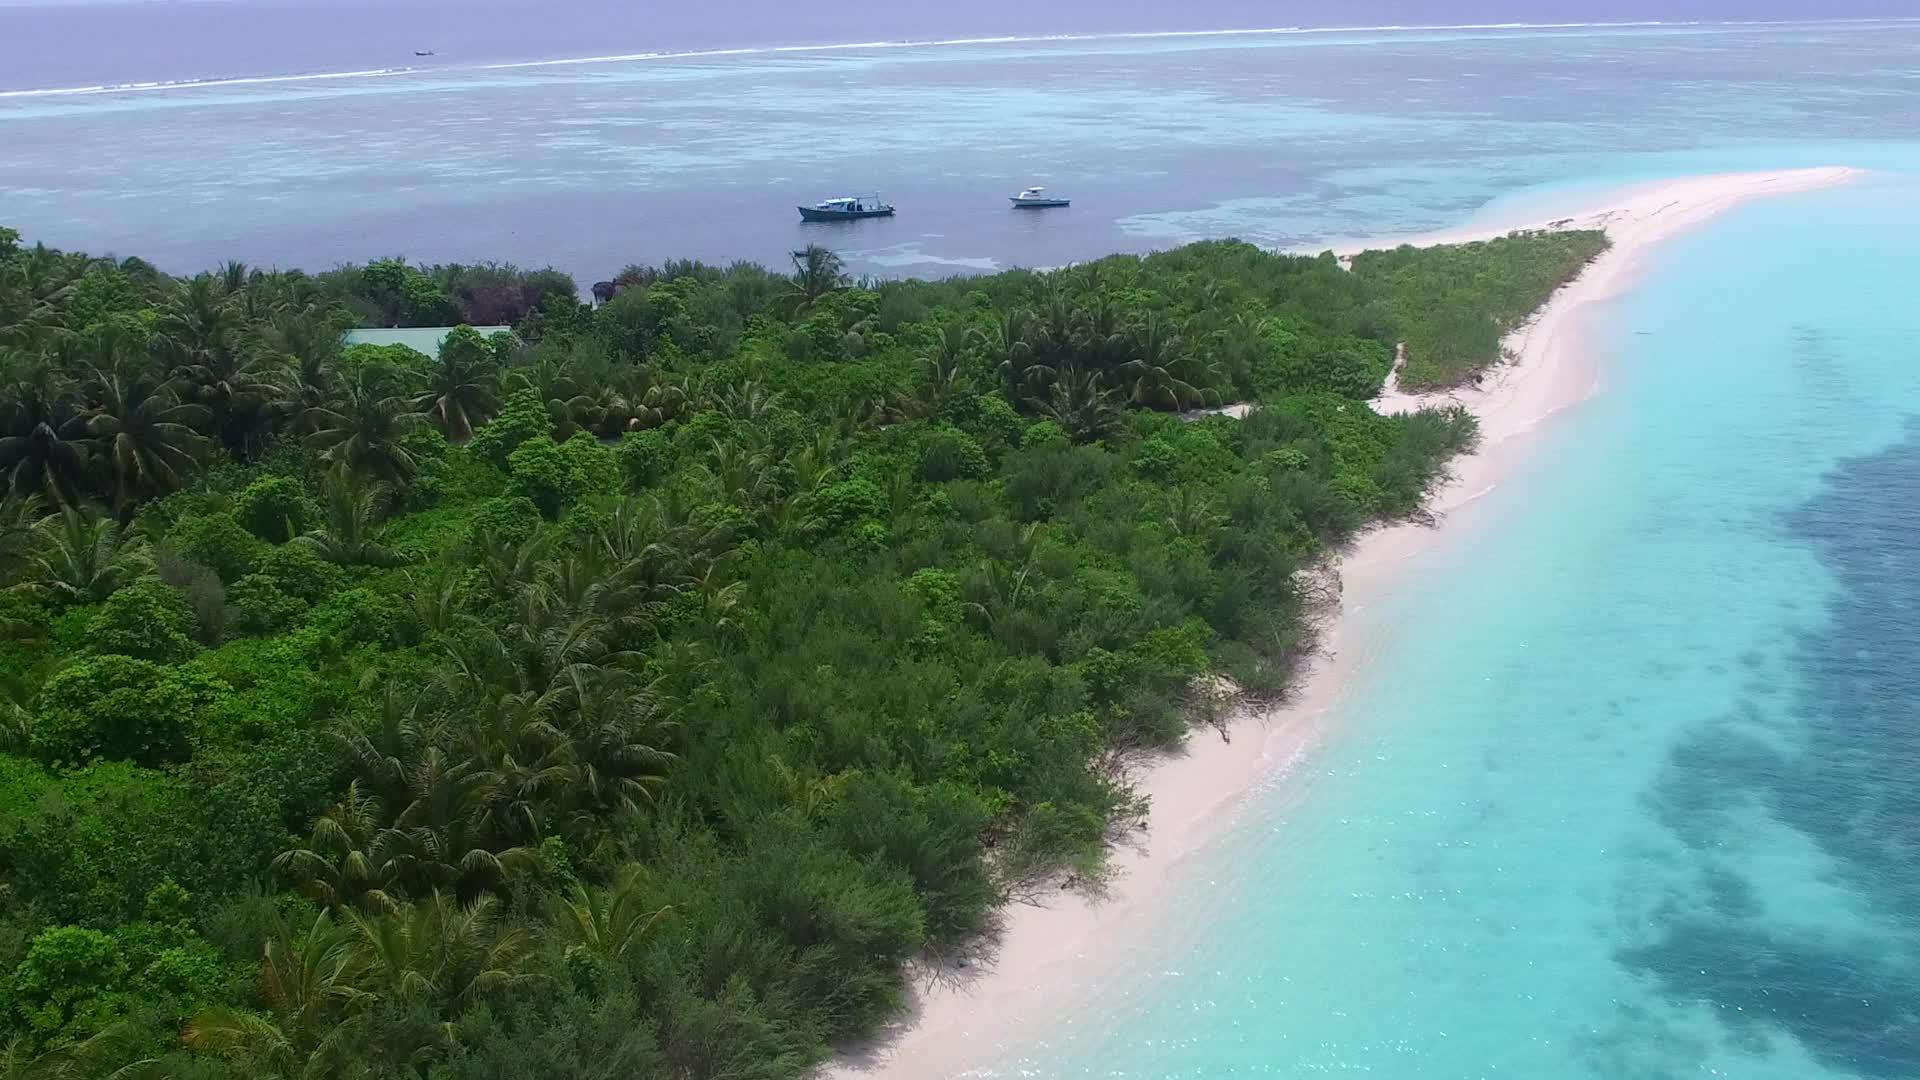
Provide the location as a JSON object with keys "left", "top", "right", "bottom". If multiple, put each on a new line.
{"left": 0, "top": 674, "right": 30, "bottom": 753}
{"left": 346, "top": 893, "right": 536, "bottom": 1007}
{"left": 295, "top": 469, "right": 402, "bottom": 567}
{"left": 0, "top": 494, "right": 41, "bottom": 583}
{"left": 962, "top": 554, "right": 1040, "bottom": 633}
{"left": 454, "top": 688, "right": 572, "bottom": 847}
{"left": 2, "top": 1022, "right": 158, "bottom": 1080}
{"left": 263, "top": 306, "right": 352, "bottom": 436}
{"left": 1034, "top": 365, "right": 1125, "bottom": 443}
{"left": 274, "top": 783, "right": 406, "bottom": 914}
{"left": 628, "top": 378, "right": 688, "bottom": 431}
{"left": 697, "top": 438, "right": 775, "bottom": 508}
{"left": 689, "top": 565, "right": 749, "bottom": 646}
{"left": 0, "top": 367, "right": 90, "bottom": 505}
{"left": 384, "top": 748, "right": 540, "bottom": 901}
{"left": 158, "top": 275, "right": 241, "bottom": 365}
{"left": 915, "top": 323, "right": 974, "bottom": 417}
{"left": 1120, "top": 315, "right": 1216, "bottom": 411}
{"left": 180, "top": 346, "right": 286, "bottom": 459}
{"left": 0, "top": 244, "right": 100, "bottom": 349}
{"left": 709, "top": 378, "right": 784, "bottom": 423}
{"left": 416, "top": 337, "right": 499, "bottom": 444}
{"left": 1162, "top": 486, "right": 1225, "bottom": 543}
{"left": 552, "top": 667, "right": 677, "bottom": 816}
{"left": 1034, "top": 289, "right": 1080, "bottom": 363}
{"left": 1074, "top": 294, "right": 1129, "bottom": 373}
{"left": 215, "top": 260, "right": 253, "bottom": 298}
{"left": 157, "top": 273, "right": 276, "bottom": 455}
{"left": 0, "top": 264, "right": 65, "bottom": 354}
{"left": 79, "top": 346, "right": 211, "bottom": 511}
{"left": 551, "top": 865, "right": 672, "bottom": 963}
{"left": 831, "top": 392, "right": 913, "bottom": 435}
{"left": 1219, "top": 311, "right": 1270, "bottom": 389}
{"left": 449, "top": 596, "right": 623, "bottom": 701}
{"left": 983, "top": 309, "right": 1040, "bottom": 395}
{"left": 786, "top": 429, "right": 843, "bottom": 496}
{"left": 249, "top": 268, "right": 326, "bottom": 316}
{"left": 588, "top": 496, "right": 725, "bottom": 623}
{"left": 304, "top": 367, "right": 426, "bottom": 485}
{"left": 403, "top": 563, "right": 467, "bottom": 637}
{"left": 185, "top": 911, "right": 373, "bottom": 1080}
{"left": 336, "top": 678, "right": 428, "bottom": 808}
{"left": 783, "top": 245, "right": 846, "bottom": 314}
{"left": 557, "top": 383, "right": 630, "bottom": 440}
{"left": 17, "top": 505, "right": 150, "bottom": 604}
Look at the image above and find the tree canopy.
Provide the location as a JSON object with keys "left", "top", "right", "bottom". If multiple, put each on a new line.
{"left": 0, "top": 225, "right": 1600, "bottom": 1078}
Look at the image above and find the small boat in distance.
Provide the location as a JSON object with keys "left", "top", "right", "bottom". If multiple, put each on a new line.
{"left": 414, "top": 50, "right": 436, "bottom": 57}
{"left": 1010, "top": 186, "right": 1070, "bottom": 208}
{"left": 798, "top": 195, "right": 895, "bottom": 222}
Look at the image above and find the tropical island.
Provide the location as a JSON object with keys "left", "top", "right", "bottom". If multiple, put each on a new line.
{"left": 0, "top": 221, "right": 1603, "bottom": 1079}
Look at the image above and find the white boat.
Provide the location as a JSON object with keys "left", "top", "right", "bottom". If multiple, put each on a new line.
{"left": 1010, "top": 186, "right": 1070, "bottom": 209}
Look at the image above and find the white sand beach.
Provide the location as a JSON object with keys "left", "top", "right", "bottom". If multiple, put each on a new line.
{"left": 826, "top": 165, "right": 1863, "bottom": 1080}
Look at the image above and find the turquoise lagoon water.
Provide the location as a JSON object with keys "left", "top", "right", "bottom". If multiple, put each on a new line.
{"left": 979, "top": 173, "right": 1920, "bottom": 1078}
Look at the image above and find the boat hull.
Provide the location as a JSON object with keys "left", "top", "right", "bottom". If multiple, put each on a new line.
{"left": 1010, "top": 198, "right": 1070, "bottom": 209}
{"left": 798, "top": 206, "right": 895, "bottom": 222}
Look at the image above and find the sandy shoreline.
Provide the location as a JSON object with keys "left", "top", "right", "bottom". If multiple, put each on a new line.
{"left": 825, "top": 165, "right": 1862, "bottom": 1080}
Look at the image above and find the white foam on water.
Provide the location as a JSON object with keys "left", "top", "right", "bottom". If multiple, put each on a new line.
{"left": 6, "top": 17, "right": 1912, "bottom": 100}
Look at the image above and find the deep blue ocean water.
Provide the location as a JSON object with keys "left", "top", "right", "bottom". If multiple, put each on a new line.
{"left": 5, "top": 9, "right": 1920, "bottom": 1077}
{"left": 2, "top": 13, "right": 1918, "bottom": 281}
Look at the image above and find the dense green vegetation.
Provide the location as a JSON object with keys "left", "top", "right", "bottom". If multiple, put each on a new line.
{"left": 1351, "top": 229, "right": 1610, "bottom": 389}
{"left": 0, "top": 222, "right": 1598, "bottom": 1078}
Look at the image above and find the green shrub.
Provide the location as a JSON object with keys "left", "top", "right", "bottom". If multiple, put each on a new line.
{"left": 63, "top": 267, "right": 146, "bottom": 331}
{"left": 506, "top": 432, "right": 610, "bottom": 518}
{"left": 0, "top": 759, "right": 221, "bottom": 922}
{"left": 1022, "top": 419, "right": 1069, "bottom": 450}
{"left": 253, "top": 543, "right": 345, "bottom": 605}
{"left": 508, "top": 437, "right": 577, "bottom": 519}
{"left": 825, "top": 773, "right": 997, "bottom": 942}
{"left": 904, "top": 568, "right": 963, "bottom": 625}
{"left": 30, "top": 656, "right": 229, "bottom": 768}
{"left": 812, "top": 478, "right": 883, "bottom": 532}
{"left": 303, "top": 587, "right": 402, "bottom": 653}
{"left": 943, "top": 391, "right": 1026, "bottom": 454}
{"left": 670, "top": 411, "right": 734, "bottom": 462}
{"left": 164, "top": 512, "right": 263, "bottom": 583}
{"left": 6, "top": 925, "right": 126, "bottom": 1040}
{"left": 470, "top": 388, "right": 548, "bottom": 469}
{"left": 617, "top": 428, "right": 671, "bottom": 489}
{"left": 918, "top": 426, "right": 989, "bottom": 482}
{"left": 228, "top": 574, "right": 307, "bottom": 635}
{"left": 86, "top": 580, "right": 198, "bottom": 664}
{"left": 463, "top": 495, "right": 544, "bottom": 548}
{"left": 560, "top": 432, "right": 620, "bottom": 497}
{"left": 231, "top": 475, "right": 316, "bottom": 543}
{"left": 418, "top": 445, "right": 510, "bottom": 504}
{"left": 1351, "top": 229, "right": 1608, "bottom": 388}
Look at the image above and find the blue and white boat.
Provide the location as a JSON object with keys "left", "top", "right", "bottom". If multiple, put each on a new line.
{"left": 1010, "top": 186, "right": 1070, "bottom": 208}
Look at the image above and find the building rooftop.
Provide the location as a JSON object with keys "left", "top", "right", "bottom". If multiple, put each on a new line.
{"left": 343, "top": 326, "right": 511, "bottom": 356}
